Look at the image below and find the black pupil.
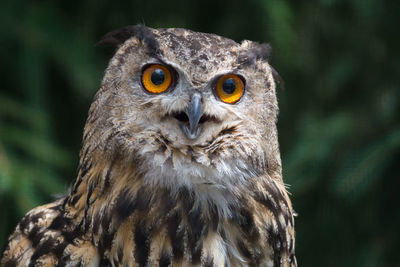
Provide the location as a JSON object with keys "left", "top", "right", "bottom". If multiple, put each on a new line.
{"left": 151, "top": 68, "right": 165, "bottom": 85}
{"left": 222, "top": 78, "right": 236, "bottom": 94}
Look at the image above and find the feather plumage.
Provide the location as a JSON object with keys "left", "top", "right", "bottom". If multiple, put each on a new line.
{"left": 1, "top": 25, "right": 296, "bottom": 267}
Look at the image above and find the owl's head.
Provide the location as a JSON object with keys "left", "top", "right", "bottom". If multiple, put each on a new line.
{"left": 83, "top": 25, "right": 282, "bottom": 191}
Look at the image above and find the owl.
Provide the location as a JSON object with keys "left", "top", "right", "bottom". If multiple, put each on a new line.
{"left": 1, "top": 25, "right": 296, "bottom": 267}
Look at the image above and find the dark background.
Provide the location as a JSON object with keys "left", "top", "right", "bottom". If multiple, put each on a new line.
{"left": 0, "top": 0, "right": 399, "bottom": 266}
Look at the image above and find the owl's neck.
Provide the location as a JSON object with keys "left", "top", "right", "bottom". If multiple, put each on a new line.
{"left": 64, "top": 147, "right": 293, "bottom": 266}
{"left": 65, "top": 155, "right": 239, "bottom": 265}
{"left": 67, "top": 150, "right": 248, "bottom": 224}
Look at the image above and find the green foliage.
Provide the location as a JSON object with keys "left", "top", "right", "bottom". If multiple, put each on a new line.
{"left": 0, "top": 0, "right": 399, "bottom": 265}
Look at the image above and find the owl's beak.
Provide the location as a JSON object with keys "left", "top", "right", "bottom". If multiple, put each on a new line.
{"left": 181, "top": 93, "right": 202, "bottom": 139}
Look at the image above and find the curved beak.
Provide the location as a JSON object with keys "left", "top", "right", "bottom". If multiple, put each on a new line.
{"left": 181, "top": 93, "right": 203, "bottom": 139}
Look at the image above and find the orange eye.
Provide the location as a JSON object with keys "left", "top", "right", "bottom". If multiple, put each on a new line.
{"left": 141, "top": 64, "right": 172, "bottom": 94}
{"left": 215, "top": 74, "right": 244, "bottom": 104}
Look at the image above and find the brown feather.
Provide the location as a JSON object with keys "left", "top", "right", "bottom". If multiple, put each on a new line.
{"left": 1, "top": 25, "right": 296, "bottom": 267}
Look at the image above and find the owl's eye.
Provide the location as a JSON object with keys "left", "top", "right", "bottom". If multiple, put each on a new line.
{"left": 141, "top": 64, "right": 172, "bottom": 94}
{"left": 215, "top": 74, "right": 244, "bottom": 104}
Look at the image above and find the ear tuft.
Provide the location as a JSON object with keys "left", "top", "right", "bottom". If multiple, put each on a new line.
{"left": 247, "top": 42, "right": 272, "bottom": 62}
{"left": 97, "top": 25, "right": 160, "bottom": 56}
{"left": 238, "top": 41, "right": 271, "bottom": 67}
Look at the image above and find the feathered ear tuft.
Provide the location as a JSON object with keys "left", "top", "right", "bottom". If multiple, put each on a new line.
{"left": 96, "top": 25, "right": 160, "bottom": 56}
{"left": 237, "top": 42, "right": 284, "bottom": 89}
{"left": 237, "top": 41, "right": 271, "bottom": 67}
{"left": 247, "top": 42, "right": 272, "bottom": 62}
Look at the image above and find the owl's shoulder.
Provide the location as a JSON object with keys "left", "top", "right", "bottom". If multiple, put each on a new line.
{"left": 1, "top": 200, "right": 62, "bottom": 265}
{"left": 1, "top": 199, "right": 98, "bottom": 266}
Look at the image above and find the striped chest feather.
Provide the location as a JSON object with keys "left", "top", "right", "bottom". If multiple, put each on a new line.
{"left": 2, "top": 155, "right": 296, "bottom": 266}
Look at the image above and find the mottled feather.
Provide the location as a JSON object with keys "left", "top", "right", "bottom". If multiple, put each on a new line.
{"left": 1, "top": 25, "right": 296, "bottom": 267}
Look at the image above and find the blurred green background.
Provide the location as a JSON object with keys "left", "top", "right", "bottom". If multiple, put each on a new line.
{"left": 0, "top": 0, "right": 399, "bottom": 266}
